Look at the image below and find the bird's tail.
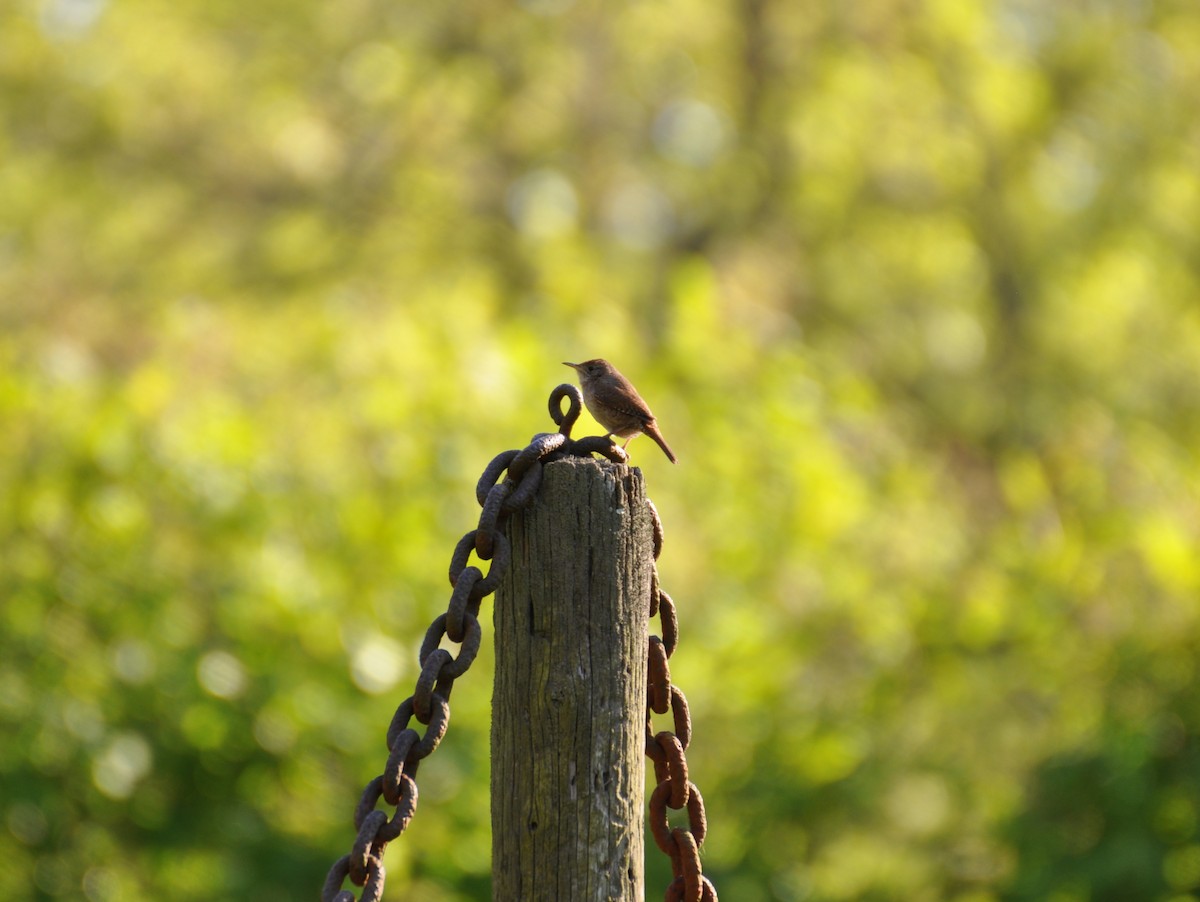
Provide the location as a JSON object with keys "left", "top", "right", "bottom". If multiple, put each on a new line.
{"left": 645, "top": 422, "right": 677, "bottom": 464}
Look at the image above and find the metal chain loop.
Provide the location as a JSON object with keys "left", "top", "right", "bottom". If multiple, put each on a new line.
{"left": 658, "top": 590, "right": 679, "bottom": 656}
{"left": 420, "top": 612, "right": 481, "bottom": 679}
{"left": 645, "top": 500, "right": 718, "bottom": 901}
{"left": 322, "top": 402, "right": 580, "bottom": 902}
{"left": 648, "top": 636, "right": 672, "bottom": 714}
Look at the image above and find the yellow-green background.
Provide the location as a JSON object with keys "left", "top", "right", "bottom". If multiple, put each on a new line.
{"left": 4, "top": 0, "right": 1200, "bottom": 899}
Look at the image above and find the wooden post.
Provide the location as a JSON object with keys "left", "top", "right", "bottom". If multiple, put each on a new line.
{"left": 491, "top": 457, "right": 651, "bottom": 902}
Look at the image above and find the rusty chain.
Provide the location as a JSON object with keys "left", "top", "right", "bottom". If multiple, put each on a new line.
{"left": 322, "top": 384, "right": 626, "bottom": 902}
{"left": 645, "top": 500, "right": 718, "bottom": 902}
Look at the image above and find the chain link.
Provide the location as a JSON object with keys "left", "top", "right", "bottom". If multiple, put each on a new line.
{"left": 645, "top": 499, "right": 718, "bottom": 902}
{"left": 322, "top": 384, "right": 629, "bottom": 902}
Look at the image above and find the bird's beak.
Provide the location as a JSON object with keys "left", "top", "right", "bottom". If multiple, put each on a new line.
{"left": 563, "top": 362, "right": 579, "bottom": 369}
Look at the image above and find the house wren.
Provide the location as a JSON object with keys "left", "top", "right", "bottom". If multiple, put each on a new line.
{"left": 563, "top": 359, "right": 677, "bottom": 463}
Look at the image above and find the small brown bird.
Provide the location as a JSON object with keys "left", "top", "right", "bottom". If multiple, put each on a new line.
{"left": 563, "top": 359, "right": 677, "bottom": 463}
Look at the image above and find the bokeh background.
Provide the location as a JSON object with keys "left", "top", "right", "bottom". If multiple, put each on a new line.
{"left": 4, "top": 0, "right": 1200, "bottom": 899}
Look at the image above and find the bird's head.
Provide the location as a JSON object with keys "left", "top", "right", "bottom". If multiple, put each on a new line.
{"left": 563, "top": 359, "right": 613, "bottom": 382}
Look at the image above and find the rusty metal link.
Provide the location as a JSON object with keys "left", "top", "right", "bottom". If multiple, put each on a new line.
{"left": 323, "top": 386, "right": 603, "bottom": 902}
{"left": 360, "top": 861, "right": 386, "bottom": 902}
{"left": 383, "top": 699, "right": 418, "bottom": 765}
{"left": 377, "top": 694, "right": 450, "bottom": 806}
{"left": 475, "top": 449, "right": 519, "bottom": 505}
{"left": 648, "top": 732, "right": 690, "bottom": 807}
{"left": 354, "top": 774, "right": 417, "bottom": 842}
{"left": 448, "top": 529, "right": 511, "bottom": 590}
{"left": 445, "top": 566, "right": 482, "bottom": 643}
{"left": 649, "top": 780, "right": 708, "bottom": 864}
{"left": 323, "top": 852, "right": 386, "bottom": 902}
{"left": 446, "top": 530, "right": 511, "bottom": 641}
{"left": 381, "top": 728, "right": 418, "bottom": 798}
{"left": 349, "top": 811, "right": 387, "bottom": 883}
{"left": 565, "top": 434, "right": 629, "bottom": 462}
{"left": 413, "top": 693, "right": 450, "bottom": 749}
{"left": 511, "top": 431, "right": 565, "bottom": 479}
{"left": 475, "top": 481, "right": 511, "bottom": 558}
{"left": 444, "top": 586, "right": 480, "bottom": 645}
{"left": 648, "top": 780, "right": 708, "bottom": 848}
{"left": 412, "top": 650, "right": 456, "bottom": 721}
{"left": 504, "top": 455, "right": 544, "bottom": 510}
{"left": 322, "top": 856, "right": 353, "bottom": 902}
{"left": 668, "top": 685, "right": 692, "bottom": 748}
{"left": 550, "top": 382, "right": 582, "bottom": 433}
{"left": 657, "top": 590, "right": 678, "bottom": 657}
{"left": 644, "top": 499, "right": 717, "bottom": 901}
{"left": 648, "top": 498, "right": 664, "bottom": 559}
{"left": 420, "top": 612, "right": 481, "bottom": 679}
{"left": 675, "top": 829, "right": 703, "bottom": 902}
{"left": 648, "top": 636, "right": 672, "bottom": 714}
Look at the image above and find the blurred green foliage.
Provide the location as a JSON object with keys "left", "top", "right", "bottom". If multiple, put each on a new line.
{"left": 3, "top": 0, "right": 1200, "bottom": 899}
